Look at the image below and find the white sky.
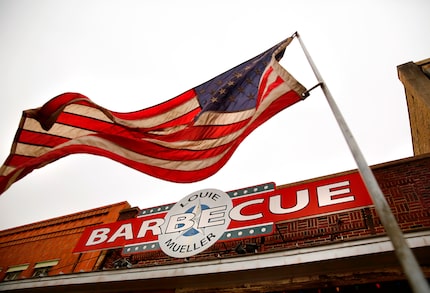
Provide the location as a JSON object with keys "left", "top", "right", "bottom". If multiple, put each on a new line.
{"left": 1, "top": 0, "right": 429, "bottom": 230}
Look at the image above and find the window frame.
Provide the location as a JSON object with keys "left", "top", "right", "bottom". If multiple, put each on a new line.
{"left": 3, "top": 264, "right": 29, "bottom": 281}
{"left": 32, "top": 259, "right": 59, "bottom": 278}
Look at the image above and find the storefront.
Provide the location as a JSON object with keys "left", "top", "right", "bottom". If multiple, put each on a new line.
{"left": 1, "top": 154, "right": 429, "bottom": 292}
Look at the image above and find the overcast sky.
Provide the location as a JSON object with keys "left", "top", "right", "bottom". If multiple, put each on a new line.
{"left": 1, "top": 0, "right": 429, "bottom": 230}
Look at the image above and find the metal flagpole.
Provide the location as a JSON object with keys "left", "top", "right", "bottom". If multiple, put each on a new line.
{"left": 294, "top": 32, "right": 430, "bottom": 293}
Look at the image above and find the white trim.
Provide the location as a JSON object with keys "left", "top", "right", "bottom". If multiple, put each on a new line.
{"left": 34, "top": 260, "right": 59, "bottom": 269}
{"left": 6, "top": 264, "right": 29, "bottom": 273}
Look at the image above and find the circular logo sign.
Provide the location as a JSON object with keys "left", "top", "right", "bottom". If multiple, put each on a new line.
{"left": 158, "top": 188, "right": 232, "bottom": 258}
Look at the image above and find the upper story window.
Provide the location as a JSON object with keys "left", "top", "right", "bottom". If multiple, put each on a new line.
{"left": 3, "top": 264, "right": 29, "bottom": 281}
{"left": 32, "top": 260, "right": 59, "bottom": 278}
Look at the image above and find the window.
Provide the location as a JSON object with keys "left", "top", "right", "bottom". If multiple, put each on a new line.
{"left": 32, "top": 260, "right": 59, "bottom": 278}
{"left": 3, "top": 264, "right": 29, "bottom": 281}
{"left": 32, "top": 267, "right": 51, "bottom": 278}
{"left": 4, "top": 271, "right": 21, "bottom": 281}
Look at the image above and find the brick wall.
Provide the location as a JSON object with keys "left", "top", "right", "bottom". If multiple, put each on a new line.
{"left": 0, "top": 201, "right": 130, "bottom": 280}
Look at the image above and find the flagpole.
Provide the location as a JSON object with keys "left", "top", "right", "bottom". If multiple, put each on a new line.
{"left": 295, "top": 32, "right": 430, "bottom": 293}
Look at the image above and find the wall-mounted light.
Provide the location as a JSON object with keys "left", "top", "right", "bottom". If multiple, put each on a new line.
{"left": 245, "top": 243, "right": 258, "bottom": 253}
{"left": 235, "top": 243, "right": 247, "bottom": 254}
{"left": 235, "top": 242, "right": 258, "bottom": 254}
{"left": 113, "top": 258, "right": 132, "bottom": 269}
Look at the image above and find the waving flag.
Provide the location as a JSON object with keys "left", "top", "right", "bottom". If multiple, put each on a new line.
{"left": 0, "top": 36, "right": 306, "bottom": 195}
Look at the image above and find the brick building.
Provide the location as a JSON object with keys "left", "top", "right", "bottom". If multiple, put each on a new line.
{"left": 0, "top": 58, "right": 429, "bottom": 292}
{"left": 0, "top": 154, "right": 429, "bottom": 292}
{"left": 0, "top": 201, "right": 130, "bottom": 281}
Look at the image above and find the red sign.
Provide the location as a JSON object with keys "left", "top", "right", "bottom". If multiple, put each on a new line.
{"left": 73, "top": 172, "right": 373, "bottom": 256}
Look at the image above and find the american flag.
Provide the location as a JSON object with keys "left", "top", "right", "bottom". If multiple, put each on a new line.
{"left": 0, "top": 36, "right": 306, "bottom": 195}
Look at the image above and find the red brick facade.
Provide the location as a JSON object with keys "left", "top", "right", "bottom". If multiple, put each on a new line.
{"left": 0, "top": 201, "right": 130, "bottom": 280}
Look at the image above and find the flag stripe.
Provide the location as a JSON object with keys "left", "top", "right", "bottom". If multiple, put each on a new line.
{"left": 57, "top": 136, "right": 230, "bottom": 171}
{"left": 63, "top": 104, "right": 113, "bottom": 123}
{"left": 149, "top": 120, "right": 250, "bottom": 142}
{"left": 56, "top": 113, "right": 135, "bottom": 138}
{"left": 109, "top": 89, "right": 198, "bottom": 121}
{"left": 64, "top": 93, "right": 201, "bottom": 130}
{"left": 15, "top": 143, "right": 53, "bottom": 158}
{"left": 18, "top": 130, "right": 69, "bottom": 148}
{"left": 23, "top": 118, "right": 96, "bottom": 139}
{"left": 193, "top": 108, "right": 255, "bottom": 126}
